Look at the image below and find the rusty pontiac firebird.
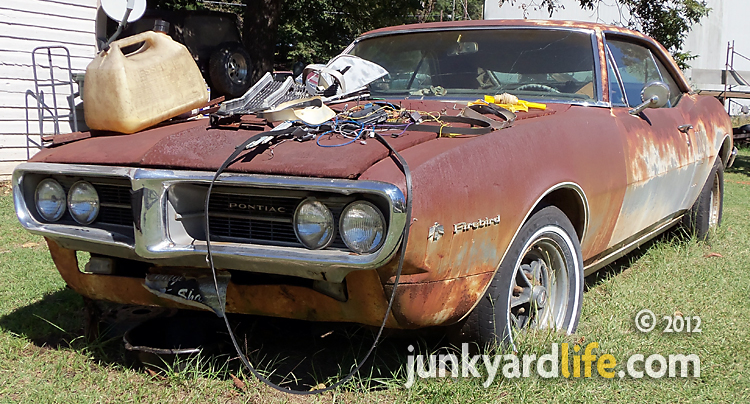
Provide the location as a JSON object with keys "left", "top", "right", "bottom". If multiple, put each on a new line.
{"left": 12, "top": 20, "right": 735, "bottom": 346}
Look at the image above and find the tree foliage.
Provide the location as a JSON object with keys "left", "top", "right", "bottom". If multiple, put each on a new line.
{"left": 275, "top": 0, "right": 484, "bottom": 70}
{"left": 146, "top": 0, "right": 709, "bottom": 75}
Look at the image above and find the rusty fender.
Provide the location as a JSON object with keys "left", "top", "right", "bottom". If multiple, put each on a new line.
{"left": 362, "top": 105, "right": 630, "bottom": 324}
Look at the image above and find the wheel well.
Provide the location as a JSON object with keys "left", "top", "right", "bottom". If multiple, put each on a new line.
{"left": 536, "top": 187, "right": 586, "bottom": 241}
{"left": 720, "top": 135, "right": 732, "bottom": 166}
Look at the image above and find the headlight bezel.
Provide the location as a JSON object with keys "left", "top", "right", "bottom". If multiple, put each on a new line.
{"left": 293, "top": 198, "right": 336, "bottom": 250}
{"left": 34, "top": 178, "right": 67, "bottom": 222}
{"left": 66, "top": 180, "right": 100, "bottom": 225}
{"left": 339, "top": 200, "right": 387, "bottom": 254}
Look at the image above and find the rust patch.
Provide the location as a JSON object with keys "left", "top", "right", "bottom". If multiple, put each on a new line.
{"left": 363, "top": 105, "right": 628, "bottom": 288}
{"left": 384, "top": 271, "right": 494, "bottom": 328}
{"left": 45, "top": 238, "right": 402, "bottom": 327}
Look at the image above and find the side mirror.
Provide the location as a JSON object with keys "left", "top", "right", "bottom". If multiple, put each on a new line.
{"left": 629, "top": 81, "right": 670, "bottom": 115}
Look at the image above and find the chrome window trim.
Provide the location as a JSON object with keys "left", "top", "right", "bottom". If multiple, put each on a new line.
{"left": 603, "top": 43, "right": 629, "bottom": 107}
{"left": 13, "top": 163, "right": 407, "bottom": 283}
{"left": 354, "top": 25, "right": 597, "bottom": 42}
{"left": 345, "top": 26, "right": 610, "bottom": 108}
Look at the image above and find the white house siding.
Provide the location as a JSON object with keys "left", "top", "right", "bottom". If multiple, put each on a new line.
{"left": 0, "top": 0, "right": 98, "bottom": 179}
{"left": 682, "top": 0, "right": 750, "bottom": 111}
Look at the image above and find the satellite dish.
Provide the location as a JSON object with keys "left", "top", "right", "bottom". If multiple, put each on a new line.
{"left": 101, "top": 0, "right": 147, "bottom": 23}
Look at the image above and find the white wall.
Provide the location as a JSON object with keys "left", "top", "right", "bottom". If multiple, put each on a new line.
{"left": 0, "top": 0, "right": 98, "bottom": 179}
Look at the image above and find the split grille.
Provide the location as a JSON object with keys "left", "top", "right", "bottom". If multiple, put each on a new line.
{"left": 46, "top": 177, "right": 368, "bottom": 250}
{"left": 208, "top": 216, "right": 300, "bottom": 245}
{"left": 205, "top": 191, "right": 348, "bottom": 249}
{"left": 93, "top": 182, "right": 133, "bottom": 227}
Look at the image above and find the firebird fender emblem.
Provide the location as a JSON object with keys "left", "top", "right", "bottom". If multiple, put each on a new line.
{"left": 454, "top": 215, "right": 501, "bottom": 234}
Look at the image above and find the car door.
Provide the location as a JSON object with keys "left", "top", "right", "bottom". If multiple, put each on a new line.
{"left": 605, "top": 36, "right": 697, "bottom": 248}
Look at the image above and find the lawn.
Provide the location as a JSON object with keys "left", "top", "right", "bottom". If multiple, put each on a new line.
{"left": 1, "top": 151, "right": 749, "bottom": 403}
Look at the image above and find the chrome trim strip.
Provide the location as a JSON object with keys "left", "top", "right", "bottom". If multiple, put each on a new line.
{"left": 348, "top": 26, "right": 610, "bottom": 108}
{"left": 13, "top": 163, "right": 407, "bottom": 283}
{"left": 356, "top": 25, "right": 597, "bottom": 41}
{"left": 582, "top": 215, "right": 682, "bottom": 276}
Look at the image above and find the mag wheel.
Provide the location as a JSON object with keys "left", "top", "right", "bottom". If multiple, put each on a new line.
{"left": 467, "top": 206, "right": 584, "bottom": 348}
{"left": 209, "top": 43, "right": 253, "bottom": 98}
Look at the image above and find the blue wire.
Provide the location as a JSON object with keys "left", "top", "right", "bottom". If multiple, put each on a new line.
{"left": 316, "top": 118, "right": 366, "bottom": 148}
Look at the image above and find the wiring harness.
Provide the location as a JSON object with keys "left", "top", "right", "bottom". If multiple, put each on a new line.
{"left": 202, "top": 99, "right": 514, "bottom": 394}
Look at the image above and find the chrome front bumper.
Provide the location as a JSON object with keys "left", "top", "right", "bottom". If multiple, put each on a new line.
{"left": 13, "top": 163, "right": 406, "bottom": 283}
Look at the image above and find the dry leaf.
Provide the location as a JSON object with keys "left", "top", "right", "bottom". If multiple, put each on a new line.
{"left": 145, "top": 368, "right": 165, "bottom": 380}
{"left": 674, "top": 310, "right": 684, "bottom": 317}
{"left": 703, "top": 252, "right": 723, "bottom": 258}
{"left": 21, "top": 242, "right": 39, "bottom": 248}
{"left": 231, "top": 374, "right": 246, "bottom": 391}
{"left": 575, "top": 336, "right": 585, "bottom": 345}
{"left": 310, "top": 383, "right": 326, "bottom": 391}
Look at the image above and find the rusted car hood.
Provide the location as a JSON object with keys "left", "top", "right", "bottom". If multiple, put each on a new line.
{"left": 31, "top": 101, "right": 567, "bottom": 179}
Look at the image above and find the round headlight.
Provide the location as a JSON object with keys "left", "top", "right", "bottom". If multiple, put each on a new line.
{"left": 67, "top": 181, "right": 100, "bottom": 225}
{"left": 293, "top": 199, "right": 335, "bottom": 249}
{"left": 34, "top": 178, "right": 66, "bottom": 222}
{"left": 340, "top": 201, "right": 386, "bottom": 253}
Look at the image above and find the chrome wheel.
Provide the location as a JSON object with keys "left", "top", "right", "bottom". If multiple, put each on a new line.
{"left": 462, "top": 206, "right": 583, "bottom": 348}
{"left": 227, "top": 53, "right": 248, "bottom": 84}
{"left": 509, "top": 233, "right": 571, "bottom": 332}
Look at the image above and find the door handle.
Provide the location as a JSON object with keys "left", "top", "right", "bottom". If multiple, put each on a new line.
{"left": 678, "top": 124, "right": 692, "bottom": 146}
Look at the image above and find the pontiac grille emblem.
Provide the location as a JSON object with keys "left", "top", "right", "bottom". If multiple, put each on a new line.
{"left": 228, "top": 203, "right": 287, "bottom": 214}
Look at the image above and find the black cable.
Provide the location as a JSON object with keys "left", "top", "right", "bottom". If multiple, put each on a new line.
{"left": 203, "top": 129, "right": 413, "bottom": 394}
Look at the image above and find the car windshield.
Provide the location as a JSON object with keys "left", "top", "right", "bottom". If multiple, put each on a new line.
{"left": 350, "top": 28, "right": 598, "bottom": 102}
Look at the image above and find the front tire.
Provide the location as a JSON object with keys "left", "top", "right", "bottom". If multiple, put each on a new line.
{"left": 465, "top": 206, "right": 584, "bottom": 348}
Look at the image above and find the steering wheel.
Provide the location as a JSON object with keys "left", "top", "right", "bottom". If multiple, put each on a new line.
{"left": 515, "top": 83, "right": 561, "bottom": 93}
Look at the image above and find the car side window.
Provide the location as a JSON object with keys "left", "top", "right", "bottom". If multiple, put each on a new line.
{"left": 606, "top": 39, "right": 664, "bottom": 107}
{"left": 652, "top": 56, "right": 683, "bottom": 106}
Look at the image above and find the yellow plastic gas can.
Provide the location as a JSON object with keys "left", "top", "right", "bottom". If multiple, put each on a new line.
{"left": 83, "top": 31, "right": 209, "bottom": 134}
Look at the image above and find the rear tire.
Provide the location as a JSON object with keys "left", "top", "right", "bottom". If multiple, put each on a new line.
{"left": 682, "top": 158, "right": 724, "bottom": 240}
{"left": 456, "top": 206, "right": 584, "bottom": 348}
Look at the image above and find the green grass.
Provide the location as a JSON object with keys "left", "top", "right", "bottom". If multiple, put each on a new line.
{"left": 2, "top": 151, "right": 750, "bottom": 403}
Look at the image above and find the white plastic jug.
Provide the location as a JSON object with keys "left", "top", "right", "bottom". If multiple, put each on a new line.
{"left": 83, "top": 31, "right": 209, "bottom": 134}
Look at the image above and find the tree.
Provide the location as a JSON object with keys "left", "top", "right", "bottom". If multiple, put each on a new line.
{"left": 150, "top": 0, "right": 708, "bottom": 79}
{"left": 275, "top": 0, "right": 422, "bottom": 73}
{"left": 243, "top": 1, "right": 284, "bottom": 82}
